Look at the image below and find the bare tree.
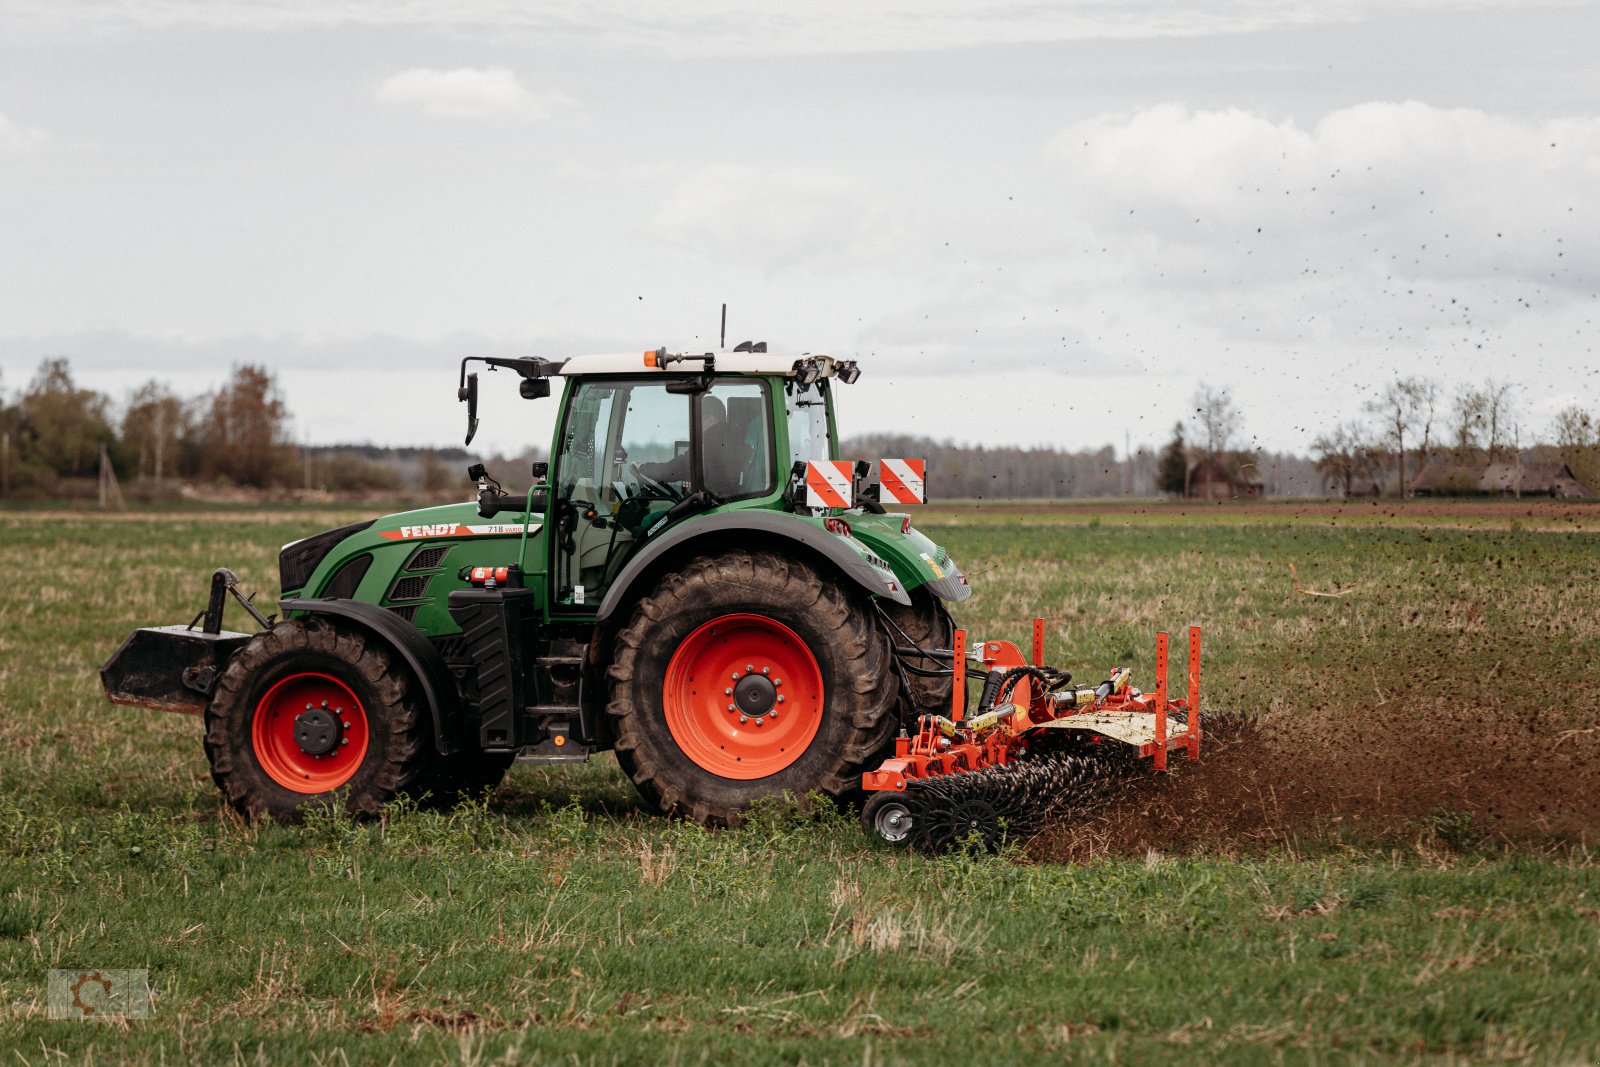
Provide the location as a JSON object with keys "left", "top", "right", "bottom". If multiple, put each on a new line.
{"left": 1451, "top": 386, "right": 1488, "bottom": 456}
{"left": 1553, "top": 406, "right": 1599, "bottom": 494}
{"left": 121, "top": 380, "right": 188, "bottom": 482}
{"left": 1311, "top": 421, "right": 1378, "bottom": 497}
{"left": 1412, "top": 378, "right": 1440, "bottom": 469}
{"left": 1483, "top": 380, "right": 1517, "bottom": 460}
{"left": 1451, "top": 380, "right": 1517, "bottom": 461}
{"left": 1364, "top": 377, "right": 1433, "bottom": 497}
{"left": 1192, "top": 383, "right": 1240, "bottom": 459}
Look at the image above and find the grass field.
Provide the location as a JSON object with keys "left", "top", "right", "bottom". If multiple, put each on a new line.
{"left": 3, "top": 501, "right": 1600, "bottom": 1064}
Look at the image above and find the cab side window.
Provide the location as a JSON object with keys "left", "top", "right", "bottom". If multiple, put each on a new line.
{"left": 701, "top": 380, "right": 773, "bottom": 500}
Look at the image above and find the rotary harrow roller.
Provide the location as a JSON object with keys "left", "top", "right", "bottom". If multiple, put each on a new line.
{"left": 862, "top": 622, "right": 1203, "bottom": 851}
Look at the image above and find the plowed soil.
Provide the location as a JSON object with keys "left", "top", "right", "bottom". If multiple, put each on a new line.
{"left": 1033, "top": 704, "right": 1600, "bottom": 861}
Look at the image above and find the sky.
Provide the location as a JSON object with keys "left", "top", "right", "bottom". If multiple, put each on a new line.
{"left": 1, "top": 1, "right": 1596, "bottom": 460}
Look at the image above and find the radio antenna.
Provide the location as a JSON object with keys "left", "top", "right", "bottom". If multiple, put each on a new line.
{"left": 720, "top": 303, "right": 727, "bottom": 349}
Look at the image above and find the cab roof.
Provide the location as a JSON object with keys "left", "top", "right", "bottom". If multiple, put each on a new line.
{"left": 557, "top": 349, "right": 857, "bottom": 380}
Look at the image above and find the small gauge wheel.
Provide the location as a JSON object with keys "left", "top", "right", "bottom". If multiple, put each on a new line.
{"left": 862, "top": 791, "right": 917, "bottom": 845}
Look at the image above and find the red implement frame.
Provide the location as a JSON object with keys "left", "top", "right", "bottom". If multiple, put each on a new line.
{"left": 862, "top": 621, "right": 1203, "bottom": 794}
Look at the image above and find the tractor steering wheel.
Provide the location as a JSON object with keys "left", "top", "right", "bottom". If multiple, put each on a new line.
{"left": 629, "top": 462, "right": 684, "bottom": 502}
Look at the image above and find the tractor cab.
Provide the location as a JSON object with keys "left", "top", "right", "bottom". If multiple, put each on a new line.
{"left": 542, "top": 349, "right": 852, "bottom": 611}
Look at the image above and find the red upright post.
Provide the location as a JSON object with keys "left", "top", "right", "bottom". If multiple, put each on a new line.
{"left": 1031, "top": 618, "right": 1045, "bottom": 667}
{"left": 951, "top": 629, "right": 967, "bottom": 722}
{"left": 1187, "top": 626, "right": 1202, "bottom": 760}
{"left": 1153, "top": 631, "right": 1169, "bottom": 771}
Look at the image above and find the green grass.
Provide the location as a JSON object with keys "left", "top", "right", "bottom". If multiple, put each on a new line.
{"left": 3, "top": 504, "right": 1600, "bottom": 1063}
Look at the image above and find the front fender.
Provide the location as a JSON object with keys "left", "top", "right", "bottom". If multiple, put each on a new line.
{"left": 279, "top": 597, "right": 464, "bottom": 754}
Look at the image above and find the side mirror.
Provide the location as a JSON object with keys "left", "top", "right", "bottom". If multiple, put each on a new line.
{"left": 519, "top": 378, "right": 551, "bottom": 400}
{"left": 530, "top": 460, "right": 549, "bottom": 481}
{"left": 459, "top": 373, "right": 479, "bottom": 446}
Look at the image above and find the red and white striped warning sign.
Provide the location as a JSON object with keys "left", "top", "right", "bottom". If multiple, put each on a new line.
{"left": 879, "top": 458, "right": 926, "bottom": 505}
{"left": 805, "top": 460, "right": 854, "bottom": 508}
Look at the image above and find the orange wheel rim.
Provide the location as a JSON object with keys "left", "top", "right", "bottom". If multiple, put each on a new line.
{"left": 251, "top": 672, "right": 370, "bottom": 793}
{"left": 662, "top": 613, "right": 824, "bottom": 780}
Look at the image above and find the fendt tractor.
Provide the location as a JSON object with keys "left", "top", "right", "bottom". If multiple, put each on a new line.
{"left": 103, "top": 342, "right": 1204, "bottom": 848}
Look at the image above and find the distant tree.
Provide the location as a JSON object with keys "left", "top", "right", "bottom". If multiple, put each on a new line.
{"left": 1482, "top": 381, "right": 1517, "bottom": 461}
{"left": 1192, "top": 383, "right": 1240, "bottom": 459}
{"left": 1412, "top": 377, "right": 1440, "bottom": 467}
{"left": 121, "top": 380, "right": 188, "bottom": 482}
{"left": 1364, "top": 376, "right": 1434, "bottom": 496}
{"left": 197, "top": 364, "right": 297, "bottom": 487}
{"left": 419, "top": 448, "right": 452, "bottom": 492}
{"left": 1450, "top": 380, "right": 1517, "bottom": 461}
{"left": 17, "top": 358, "right": 116, "bottom": 478}
{"left": 1553, "top": 406, "right": 1599, "bottom": 493}
{"left": 1156, "top": 423, "right": 1188, "bottom": 495}
{"left": 1311, "top": 421, "right": 1377, "bottom": 497}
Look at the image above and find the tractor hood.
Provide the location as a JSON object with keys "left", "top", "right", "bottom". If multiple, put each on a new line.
{"left": 283, "top": 501, "right": 539, "bottom": 600}
{"left": 362, "top": 501, "right": 537, "bottom": 546}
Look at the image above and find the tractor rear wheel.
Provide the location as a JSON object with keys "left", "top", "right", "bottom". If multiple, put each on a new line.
{"left": 606, "top": 550, "right": 898, "bottom": 826}
{"left": 203, "top": 619, "right": 432, "bottom": 820}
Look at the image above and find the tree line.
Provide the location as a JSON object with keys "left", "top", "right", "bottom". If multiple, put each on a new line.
{"left": 2, "top": 356, "right": 1594, "bottom": 502}
{"left": 0, "top": 358, "right": 466, "bottom": 501}
{"left": 1147, "top": 379, "right": 1599, "bottom": 499}
{"left": 1307, "top": 377, "right": 1597, "bottom": 497}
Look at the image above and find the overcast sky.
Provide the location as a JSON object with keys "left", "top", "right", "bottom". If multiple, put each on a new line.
{"left": 1, "top": 1, "right": 1596, "bottom": 459}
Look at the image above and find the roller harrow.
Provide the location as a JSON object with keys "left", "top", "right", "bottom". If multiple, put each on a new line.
{"left": 862, "top": 622, "right": 1203, "bottom": 850}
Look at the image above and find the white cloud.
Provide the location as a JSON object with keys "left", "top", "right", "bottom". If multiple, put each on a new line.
{"left": 374, "top": 67, "right": 569, "bottom": 120}
{"left": 0, "top": 111, "right": 49, "bottom": 155}
{"left": 1049, "top": 101, "right": 1600, "bottom": 296}
{"left": 647, "top": 164, "right": 901, "bottom": 269}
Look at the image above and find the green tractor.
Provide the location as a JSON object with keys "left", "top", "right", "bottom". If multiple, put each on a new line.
{"left": 102, "top": 345, "right": 970, "bottom": 825}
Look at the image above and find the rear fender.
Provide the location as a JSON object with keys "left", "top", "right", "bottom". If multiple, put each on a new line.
{"left": 595, "top": 510, "right": 911, "bottom": 625}
{"left": 279, "top": 597, "right": 465, "bottom": 755}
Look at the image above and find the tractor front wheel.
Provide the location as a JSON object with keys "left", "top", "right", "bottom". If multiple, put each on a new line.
{"left": 606, "top": 550, "right": 898, "bottom": 825}
{"left": 203, "top": 619, "right": 432, "bottom": 820}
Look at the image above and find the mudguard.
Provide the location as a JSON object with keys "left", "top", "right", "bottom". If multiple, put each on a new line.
{"left": 279, "top": 597, "right": 465, "bottom": 754}
{"left": 596, "top": 509, "right": 912, "bottom": 622}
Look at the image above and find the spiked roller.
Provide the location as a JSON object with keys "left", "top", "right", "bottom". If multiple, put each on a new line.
{"left": 861, "top": 622, "right": 1203, "bottom": 851}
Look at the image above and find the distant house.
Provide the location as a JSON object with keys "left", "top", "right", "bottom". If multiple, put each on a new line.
{"left": 1412, "top": 460, "right": 1589, "bottom": 499}
{"left": 1186, "top": 456, "right": 1265, "bottom": 499}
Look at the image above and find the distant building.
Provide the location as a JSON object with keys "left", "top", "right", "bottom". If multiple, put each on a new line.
{"left": 1186, "top": 456, "right": 1265, "bottom": 499}
{"left": 1412, "top": 460, "right": 1589, "bottom": 499}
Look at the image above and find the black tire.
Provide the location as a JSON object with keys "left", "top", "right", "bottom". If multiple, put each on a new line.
{"left": 880, "top": 587, "right": 958, "bottom": 719}
{"left": 203, "top": 618, "right": 434, "bottom": 821}
{"left": 606, "top": 549, "right": 899, "bottom": 826}
{"left": 414, "top": 750, "right": 516, "bottom": 808}
{"left": 861, "top": 790, "right": 917, "bottom": 845}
